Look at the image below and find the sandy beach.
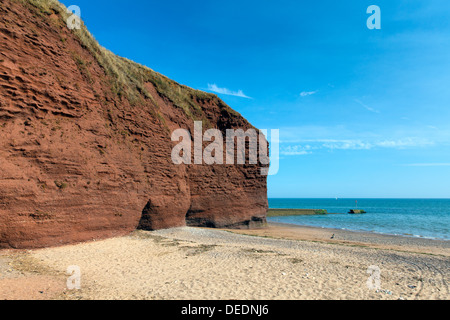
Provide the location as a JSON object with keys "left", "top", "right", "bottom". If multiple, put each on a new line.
{"left": 0, "top": 223, "right": 448, "bottom": 300}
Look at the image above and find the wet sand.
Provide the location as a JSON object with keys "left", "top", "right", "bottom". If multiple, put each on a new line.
{"left": 0, "top": 224, "right": 448, "bottom": 300}
{"left": 227, "top": 222, "right": 450, "bottom": 257}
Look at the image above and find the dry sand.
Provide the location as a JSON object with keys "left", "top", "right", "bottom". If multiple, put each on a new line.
{"left": 0, "top": 224, "right": 448, "bottom": 300}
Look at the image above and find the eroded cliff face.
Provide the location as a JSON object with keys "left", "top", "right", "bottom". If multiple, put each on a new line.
{"left": 0, "top": 0, "right": 268, "bottom": 248}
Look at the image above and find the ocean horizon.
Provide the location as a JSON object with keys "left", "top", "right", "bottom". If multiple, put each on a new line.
{"left": 268, "top": 198, "right": 450, "bottom": 240}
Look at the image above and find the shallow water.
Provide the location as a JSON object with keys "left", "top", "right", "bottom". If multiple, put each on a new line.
{"left": 268, "top": 198, "right": 450, "bottom": 240}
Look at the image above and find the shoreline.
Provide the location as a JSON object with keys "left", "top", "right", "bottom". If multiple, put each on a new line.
{"left": 270, "top": 221, "right": 450, "bottom": 243}
{"left": 266, "top": 214, "right": 449, "bottom": 243}
{"left": 225, "top": 222, "right": 450, "bottom": 257}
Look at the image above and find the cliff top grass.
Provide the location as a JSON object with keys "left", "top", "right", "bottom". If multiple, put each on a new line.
{"left": 17, "top": 0, "right": 240, "bottom": 120}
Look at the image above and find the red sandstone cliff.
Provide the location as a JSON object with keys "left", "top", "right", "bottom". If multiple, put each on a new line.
{"left": 0, "top": 0, "right": 268, "bottom": 248}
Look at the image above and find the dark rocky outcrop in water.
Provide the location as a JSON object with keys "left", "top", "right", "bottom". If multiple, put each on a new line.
{"left": 0, "top": 0, "right": 268, "bottom": 249}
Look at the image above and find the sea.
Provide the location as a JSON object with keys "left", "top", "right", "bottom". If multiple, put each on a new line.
{"left": 268, "top": 198, "right": 450, "bottom": 241}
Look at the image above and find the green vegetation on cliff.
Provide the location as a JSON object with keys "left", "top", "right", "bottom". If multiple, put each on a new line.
{"left": 18, "top": 0, "right": 238, "bottom": 120}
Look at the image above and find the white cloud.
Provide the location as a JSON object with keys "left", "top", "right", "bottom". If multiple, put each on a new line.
{"left": 321, "top": 140, "right": 372, "bottom": 150}
{"left": 375, "top": 138, "right": 434, "bottom": 148}
{"left": 300, "top": 90, "right": 318, "bottom": 97}
{"left": 207, "top": 84, "right": 251, "bottom": 99}
{"left": 319, "top": 138, "right": 433, "bottom": 150}
{"left": 354, "top": 99, "right": 380, "bottom": 113}
{"left": 404, "top": 163, "right": 450, "bottom": 167}
{"left": 280, "top": 138, "right": 435, "bottom": 156}
{"left": 277, "top": 124, "right": 449, "bottom": 156}
{"left": 280, "top": 145, "right": 312, "bottom": 156}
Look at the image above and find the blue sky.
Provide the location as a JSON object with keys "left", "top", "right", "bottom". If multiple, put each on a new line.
{"left": 61, "top": 0, "right": 450, "bottom": 198}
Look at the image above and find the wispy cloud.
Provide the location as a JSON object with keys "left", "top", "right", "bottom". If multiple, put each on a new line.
{"left": 404, "top": 163, "right": 450, "bottom": 167}
{"left": 375, "top": 138, "right": 434, "bottom": 149}
{"left": 207, "top": 84, "right": 251, "bottom": 99}
{"left": 300, "top": 90, "right": 318, "bottom": 97}
{"left": 277, "top": 125, "right": 449, "bottom": 156}
{"left": 354, "top": 99, "right": 380, "bottom": 113}
{"left": 320, "top": 139, "right": 372, "bottom": 150}
{"left": 280, "top": 145, "right": 312, "bottom": 156}
{"left": 280, "top": 138, "right": 435, "bottom": 156}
